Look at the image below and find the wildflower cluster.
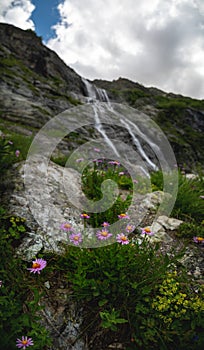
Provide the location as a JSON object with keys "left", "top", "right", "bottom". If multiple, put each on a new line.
{"left": 152, "top": 271, "right": 204, "bottom": 326}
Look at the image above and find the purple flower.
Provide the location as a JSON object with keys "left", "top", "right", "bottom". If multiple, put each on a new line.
{"left": 0, "top": 280, "right": 2, "bottom": 287}
{"left": 8, "top": 140, "right": 13, "bottom": 145}
{"left": 133, "top": 179, "right": 138, "bottom": 184}
{"left": 60, "top": 222, "right": 73, "bottom": 231}
{"left": 125, "top": 224, "right": 135, "bottom": 233}
{"left": 102, "top": 222, "right": 110, "bottom": 227}
{"left": 80, "top": 213, "right": 90, "bottom": 219}
{"left": 93, "top": 159, "right": 103, "bottom": 163}
{"left": 116, "top": 233, "right": 129, "bottom": 245}
{"left": 118, "top": 213, "right": 130, "bottom": 219}
{"left": 108, "top": 160, "right": 120, "bottom": 166}
{"left": 76, "top": 158, "right": 84, "bottom": 163}
{"left": 141, "top": 227, "right": 154, "bottom": 236}
{"left": 94, "top": 148, "right": 100, "bottom": 152}
{"left": 27, "top": 258, "right": 47, "bottom": 274}
{"left": 16, "top": 336, "right": 34, "bottom": 349}
{"left": 69, "top": 232, "right": 82, "bottom": 245}
{"left": 193, "top": 236, "right": 204, "bottom": 244}
{"left": 15, "top": 150, "right": 20, "bottom": 157}
{"left": 96, "top": 229, "right": 112, "bottom": 240}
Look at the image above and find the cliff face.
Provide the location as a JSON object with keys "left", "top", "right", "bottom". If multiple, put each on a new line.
{"left": 0, "top": 23, "right": 204, "bottom": 169}
{"left": 0, "top": 23, "right": 85, "bottom": 129}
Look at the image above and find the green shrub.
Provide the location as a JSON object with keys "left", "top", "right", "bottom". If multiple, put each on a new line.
{"left": 56, "top": 240, "right": 204, "bottom": 349}
{"left": 175, "top": 221, "right": 204, "bottom": 239}
{"left": 171, "top": 173, "right": 204, "bottom": 223}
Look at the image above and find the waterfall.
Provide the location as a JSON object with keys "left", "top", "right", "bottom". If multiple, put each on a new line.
{"left": 120, "top": 119, "right": 158, "bottom": 171}
{"left": 82, "top": 78, "right": 119, "bottom": 157}
{"left": 93, "top": 104, "right": 120, "bottom": 157}
{"left": 82, "top": 78, "right": 97, "bottom": 102}
{"left": 82, "top": 78, "right": 160, "bottom": 171}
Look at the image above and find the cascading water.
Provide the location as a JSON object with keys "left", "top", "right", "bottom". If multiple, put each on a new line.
{"left": 120, "top": 118, "right": 158, "bottom": 171}
{"left": 82, "top": 78, "right": 119, "bottom": 157}
{"left": 82, "top": 78, "right": 161, "bottom": 171}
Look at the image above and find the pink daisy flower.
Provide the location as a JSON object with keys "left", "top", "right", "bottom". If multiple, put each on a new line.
{"left": 27, "top": 258, "right": 47, "bottom": 274}
{"left": 193, "top": 236, "right": 204, "bottom": 244}
{"left": 69, "top": 232, "right": 82, "bottom": 245}
{"left": 133, "top": 179, "right": 138, "bottom": 184}
{"left": 116, "top": 233, "right": 129, "bottom": 245}
{"left": 60, "top": 222, "right": 73, "bottom": 231}
{"left": 15, "top": 150, "right": 20, "bottom": 157}
{"left": 16, "top": 336, "right": 33, "bottom": 349}
{"left": 118, "top": 213, "right": 130, "bottom": 219}
{"left": 108, "top": 160, "right": 120, "bottom": 166}
{"left": 141, "top": 227, "right": 154, "bottom": 236}
{"left": 80, "top": 213, "right": 90, "bottom": 219}
{"left": 102, "top": 222, "right": 110, "bottom": 227}
{"left": 96, "top": 229, "right": 112, "bottom": 240}
{"left": 125, "top": 224, "right": 135, "bottom": 233}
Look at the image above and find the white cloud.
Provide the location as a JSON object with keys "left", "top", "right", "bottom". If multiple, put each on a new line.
{"left": 47, "top": 0, "right": 204, "bottom": 98}
{"left": 0, "top": 0, "right": 35, "bottom": 30}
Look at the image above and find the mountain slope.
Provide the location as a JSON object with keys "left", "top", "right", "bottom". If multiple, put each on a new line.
{"left": 0, "top": 23, "right": 203, "bottom": 169}
{"left": 0, "top": 23, "right": 85, "bottom": 129}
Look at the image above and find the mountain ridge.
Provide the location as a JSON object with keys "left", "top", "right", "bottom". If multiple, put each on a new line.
{"left": 0, "top": 23, "right": 203, "bottom": 169}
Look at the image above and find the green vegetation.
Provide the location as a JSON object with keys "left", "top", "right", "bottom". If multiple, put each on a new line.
{"left": 0, "top": 208, "right": 51, "bottom": 349}
{"left": 56, "top": 241, "right": 204, "bottom": 349}
{"left": 1, "top": 138, "right": 204, "bottom": 349}
{"left": 155, "top": 95, "right": 204, "bottom": 110}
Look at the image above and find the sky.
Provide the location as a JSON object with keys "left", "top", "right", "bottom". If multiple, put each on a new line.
{"left": 0, "top": 0, "right": 204, "bottom": 99}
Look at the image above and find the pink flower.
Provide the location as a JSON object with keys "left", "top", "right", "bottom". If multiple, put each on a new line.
{"left": 200, "top": 195, "right": 204, "bottom": 199}
{"left": 0, "top": 280, "right": 2, "bottom": 287}
{"left": 94, "top": 148, "right": 100, "bottom": 152}
{"left": 116, "top": 233, "right": 129, "bottom": 245}
{"left": 93, "top": 159, "right": 103, "bottom": 163}
{"left": 108, "top": 160, "right": 120, "bottom": 166}
{"left": 15, "top": 150, "right": 20, "bottom": 157}
{"left": 27, "top": 258, "right": 47, "bottom": 274}
{"left": 125, "top": 224, "right": 135, "bottom": 233}
{"left": 76, "top": 158, "right": 84, "bottom": 162}
{"left": 141, "top": 227, "right": 154, "bottom": 236}
{"left": 193, "top": 236, "right": 204, "bottom": 244}
{"left": 16, "top": 336, "right": 33, "bottom": 349}
{"left": 60, "top": 222, "right": 73, "bottom": 231}
{"left": 102, "top": 222, "right": 110, "bottom": 227}
{"left": 96, "top": 229, "right": 112, "bottom": 240}
{"left": 118, "top": 213, "right": 130, "bottom": 219}
{"left": 8, "top": 140, "right": 13, "bottom": 145}
{"left": 133, "top": 179, "right": 138, "bottom": 184}
{"left": 69, "top": 232, "right": 82, "bottom": 245}
{"left": 119, "top": 172, "right": 125, "bottom": 176}
{"left": 80, "top": 213, "right": 90, "bottom": 219}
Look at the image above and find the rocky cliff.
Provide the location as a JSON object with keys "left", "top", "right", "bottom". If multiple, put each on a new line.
{"left": 0, "top": 23, "right": 85, "bottom": 129}
{"left": 0, "top": 23, "right": 204, "bottom": 169}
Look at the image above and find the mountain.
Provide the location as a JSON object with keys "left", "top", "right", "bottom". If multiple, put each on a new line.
{"left": 0, "top": 23, "right": 204, "bottom": 170}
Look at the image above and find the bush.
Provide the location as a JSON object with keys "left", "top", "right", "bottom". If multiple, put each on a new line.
{"left": 55, "top": 240, "right": 204, "bottom": 349}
